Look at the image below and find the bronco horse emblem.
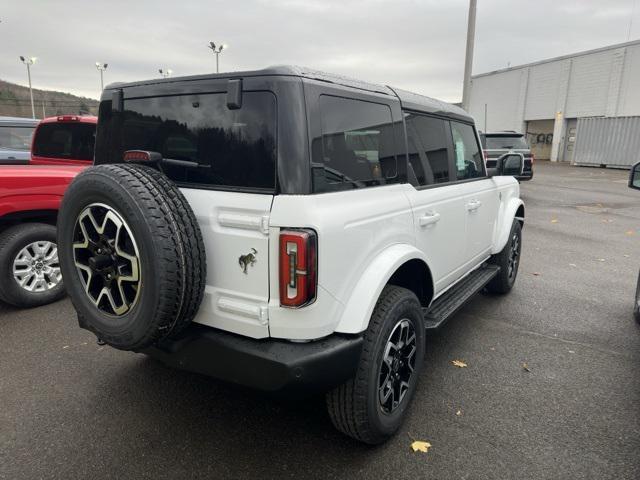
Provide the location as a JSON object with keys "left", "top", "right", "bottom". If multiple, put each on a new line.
{"left": 238, "top": 248, "right": 257, "bottom": 274}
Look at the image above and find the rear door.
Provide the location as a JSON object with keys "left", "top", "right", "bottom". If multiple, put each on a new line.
{"left": 107, "top": 90, "right": 278, "bottom": 338}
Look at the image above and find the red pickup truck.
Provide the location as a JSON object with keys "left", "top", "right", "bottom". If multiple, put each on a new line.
{"left": 0, "top": 165, "right": 84, "bottom": 307}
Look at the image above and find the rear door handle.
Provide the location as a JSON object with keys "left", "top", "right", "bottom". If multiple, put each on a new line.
{"left": 418, "top": 212, "right": 441, "bottom": 227}
{"left": 466, "top": 199, "right": 482, "bottom": 211}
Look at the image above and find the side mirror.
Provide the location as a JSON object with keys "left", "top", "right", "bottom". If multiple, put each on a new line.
{"left": 496, "top": 153, "right": 524, "bottom": 177}
{"left": 629, "top": 161, "right": 640, "bottom": 191}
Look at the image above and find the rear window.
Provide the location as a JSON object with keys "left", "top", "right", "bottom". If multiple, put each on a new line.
{"left": 0, "top": 126, "right": 35, "bottom": 151}
{"left": 101, "top": 92, "right": 277, "bottom": 191}
{"left": 484, "top": 135, "right": 528, "bottom": 150}
{"left": 33, "top": 123, "right": 95, "bottom": 160}
{"left": 312, "top": 95, "right": 397, "bottom": 193}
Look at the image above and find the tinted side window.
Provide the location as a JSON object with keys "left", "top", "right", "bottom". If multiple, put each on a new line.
{"left": 120, "top": 92, "right": 276, "bottom": 191}
{"left": 450, "top": 122, "right": 484, "bottom": 180}
{"left": 312, "top": 95, "right": 397, "bottom": 193}
{"left": 33, "top": 123, "right": 95, "bottom": 160}
{"left": 404, "top": 113, "right": 451, "bottom": 185}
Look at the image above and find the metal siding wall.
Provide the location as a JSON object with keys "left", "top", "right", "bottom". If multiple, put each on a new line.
{"left": 524, "top": 62, "right": 562, "bottom": 120}
{"left": 617, "top": 44, "right": 640, "bottom": 116}
{"left": 565, "top": 51, "right": 613, "bottom": 117}
{"left": 468, "top": 69, "right": 524, "bottom": 131}
{"left": 574, "top": 117, "right": 640, "bottom": 167}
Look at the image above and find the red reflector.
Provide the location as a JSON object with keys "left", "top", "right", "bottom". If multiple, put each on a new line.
{"left": 279, "top": 229, "right": 317, "bottom": 308}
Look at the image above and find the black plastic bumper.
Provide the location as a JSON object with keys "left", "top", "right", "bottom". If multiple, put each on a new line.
{"left": 141, "top": 324, "right": 363, "bottom": 394}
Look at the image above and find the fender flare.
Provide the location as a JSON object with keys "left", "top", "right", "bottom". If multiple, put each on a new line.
{"left": 333, "top": 243, "right": 432, "bottom": 334}
{"left": 492, "top": 198, "right": 524, "bottom": 254}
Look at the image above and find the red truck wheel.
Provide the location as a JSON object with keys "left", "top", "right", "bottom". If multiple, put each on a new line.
{"left": 0, "top": 223, "right": 66, "bottom": 308}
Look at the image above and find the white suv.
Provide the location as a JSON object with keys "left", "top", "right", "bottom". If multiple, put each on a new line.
{"left": 57, "top": 66, "right": 525, "bottom": 444}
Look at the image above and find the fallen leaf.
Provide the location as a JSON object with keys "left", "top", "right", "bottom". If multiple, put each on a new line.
{"left": 532, "top": 272, "right": 541, "bottom": 276}
{"left": 551, "top": 219, "right": 559, "bottom": 223}
{"left": 490, "top": 347, "right": 496, "bottom": 351}
{"left": 569, "top": 263, "right": 577, "bottom": 267}
{"left": 597, "top": 258, "right": 606, "bottom": 262}
{"left": 456, "top": 410, "right": 462, "bottom": 416}
{"left": 452, "top": 360, "right": 468, "bottom": 368}
{"left": 522, "top": 363, "right": 531, "bottom": 372}
{"left": 62, "top": 346, "right": 69, "bottom": 349}
{"left": 625, "top": 230, "right": 635, "bottom": 236}
{"left": 568, "top": 350, "right": 575, "bottom": 354}
{"left": 624, "top": 254, "right": 630, "bottom": 258}
{"left": 602, "top": 219, "right": 613, "bottom": 223}
{"left": 411, "top": 441, "right": 432, "bottom": 453}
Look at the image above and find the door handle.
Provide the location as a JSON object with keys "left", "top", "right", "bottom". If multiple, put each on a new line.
{"left": 418, "top": 212, "right": 441, "bottom": 227}
{"left": 466, "top": 199, "right": 482, "bottom": 211}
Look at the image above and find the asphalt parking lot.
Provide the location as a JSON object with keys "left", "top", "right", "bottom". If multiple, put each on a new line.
{"left": 1, "top": 161, "right": 639, "bottom": 480}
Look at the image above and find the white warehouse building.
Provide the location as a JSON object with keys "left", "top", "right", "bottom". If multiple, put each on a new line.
{"left": 467, "top": 39, "right": 640, "bottom": 167}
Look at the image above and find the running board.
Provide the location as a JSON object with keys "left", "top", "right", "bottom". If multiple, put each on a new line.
{"left": 423, "top": 264, "right": 500, "bottom": 330}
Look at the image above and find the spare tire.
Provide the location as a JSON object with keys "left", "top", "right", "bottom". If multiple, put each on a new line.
{"left": 57, "top": 164, "right": 206, "bottom": 351}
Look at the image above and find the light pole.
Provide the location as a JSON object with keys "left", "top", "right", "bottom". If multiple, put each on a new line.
{"left": 461, "top": 0, "right": 477, "bottom": 110}
{"left": 158, "top": 68, "right": 173, "bottom": 78}
{"left": 95, "top": 62, "right": 108, "bottom": 92}
{"left": 208, "top": 41, "right": 228, "bottom": 73}
{"left": 19, "top": 56, "right": 37, "bottom": 119}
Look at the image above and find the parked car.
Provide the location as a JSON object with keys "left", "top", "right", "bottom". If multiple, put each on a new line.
{"left": 630, "top": 161, "right": 640, "bottom": 322}
{"left": 31, "top": 115, "right": 97, "bottom": 166}
{"left": 0, "top": 165, "right": 84, "bottom": 307}
{"left": 480, "top": 131, "right": 533, "bottom": 181}
{"left": 56, "top": 66, "right": 525, "bottom": 444}
{"left": 0, "top": 116, "right": 39, "bottom": 165}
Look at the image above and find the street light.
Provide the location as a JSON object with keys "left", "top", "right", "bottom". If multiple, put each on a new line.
{"left": 95, "top": 62, "right": 108, "bottom": 92}
{"left": 158, "top": 68, "right": 173, "bottom": 78}
{"left": 208, "top": 41, "right": 228, "bottom": 73}
{"left": 19, "top": 56, "right": 37, "bottom": 119}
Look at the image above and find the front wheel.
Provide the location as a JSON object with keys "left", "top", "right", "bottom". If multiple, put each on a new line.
{"left": 326, "top": 286, "right": 425, "bottom": 444}
{"left": 487, "top": 219, "right": 522, "bottom": 294}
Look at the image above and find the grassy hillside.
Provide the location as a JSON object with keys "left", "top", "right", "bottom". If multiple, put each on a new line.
{"left": 0, "top": 79, "right": 98, "bottom": 118}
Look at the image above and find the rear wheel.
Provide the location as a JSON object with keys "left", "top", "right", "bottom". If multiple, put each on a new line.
{"left": 487, "top": 219, "right": 522, "bottom": 294}
{"left": 0, "top": 223, "right": 65, "bottom": 308}
{"left": 326, "top": 286, "right": 425, "bottom": 444}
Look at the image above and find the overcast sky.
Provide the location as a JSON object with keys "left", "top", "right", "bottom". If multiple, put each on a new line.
{"left": 1, "top": 0, "right": 639, "bottom": 102}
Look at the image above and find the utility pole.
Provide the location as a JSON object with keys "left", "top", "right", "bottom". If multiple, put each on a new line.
{"left": 19, "top": 56, "right": 37, "bottom": 119}
{"left": 461, "top": 0, "right": 477, "bottom": 111}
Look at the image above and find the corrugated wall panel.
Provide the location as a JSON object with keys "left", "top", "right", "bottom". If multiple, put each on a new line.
{"left": 574, "top": 116, "right": 640, "bottom": 168}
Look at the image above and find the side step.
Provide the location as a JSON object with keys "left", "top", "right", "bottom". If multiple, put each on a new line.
{"left": 423, "top": 264, "right": 500, "bottom": 330}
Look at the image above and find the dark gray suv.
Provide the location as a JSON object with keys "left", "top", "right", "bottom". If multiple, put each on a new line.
{"left": 630, "top": 162, "right": 640, "bottom": 323}
{"left": 480, "top": 131, "right": 533, "bottom": 181}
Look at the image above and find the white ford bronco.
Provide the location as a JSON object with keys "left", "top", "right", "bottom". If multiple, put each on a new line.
{"left": 57, "top": 66, "right": 525, "bottom": 444}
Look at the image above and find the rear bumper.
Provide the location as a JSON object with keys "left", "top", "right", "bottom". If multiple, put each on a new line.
{"left": 141, "top": 324, "right": 363, "bottom": 393}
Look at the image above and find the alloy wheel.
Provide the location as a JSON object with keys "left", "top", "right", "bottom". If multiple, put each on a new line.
{"left": 12, "top": 241, "right": 61, "bottom": 293}
{"left": 72, "top": 203, "right": 141, "bottom": 316}
{"left": 378, "top": 318, "right": 417, "bottom": 414}
{"left": 507, "top": 231, "right": 520, "bottom": 279}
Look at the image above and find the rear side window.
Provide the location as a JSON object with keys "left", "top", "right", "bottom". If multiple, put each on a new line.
{"left": 312, "top": 95, "right": 397, "bottom": 193}
{"left": 404, "top": 113, "right": 452, "bottom": 185}
{"left": 450, "top": 122, "right": 484, "bottom": 181}
{"left": 485, "top": 135, "right": 529, "bottom": 150}
{"left": 32, "top": 123, "right": 95, "bottom": 160}
{"left": 114, "top": 92, "right": 276, "bottom": 191}
{"left": 0, "top": 126, "right": 35, "bottom": 151}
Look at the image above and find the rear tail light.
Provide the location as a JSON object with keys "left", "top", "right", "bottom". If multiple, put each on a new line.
{"left": 123, "top": 150, "right": 162, "bottom": 163}
{"left": 57, "top": 115, "right": 80, "bottom": 122}
{"left": 279, "top": 229, "right": 317, "bottom": 308}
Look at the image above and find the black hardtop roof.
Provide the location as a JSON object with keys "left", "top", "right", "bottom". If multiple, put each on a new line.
{"left": 483, "top": 131, "right": 524, "bottom": 137}
{"left": 104, "top": 65, "right": 472, "bottom": 122}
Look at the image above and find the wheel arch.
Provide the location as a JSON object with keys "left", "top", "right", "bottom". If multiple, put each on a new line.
{"left": 333, "top": 244, "right": 434, "bottom": 334}
{"left": 492, "top": 198, "right": 525, "bottom": 255}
